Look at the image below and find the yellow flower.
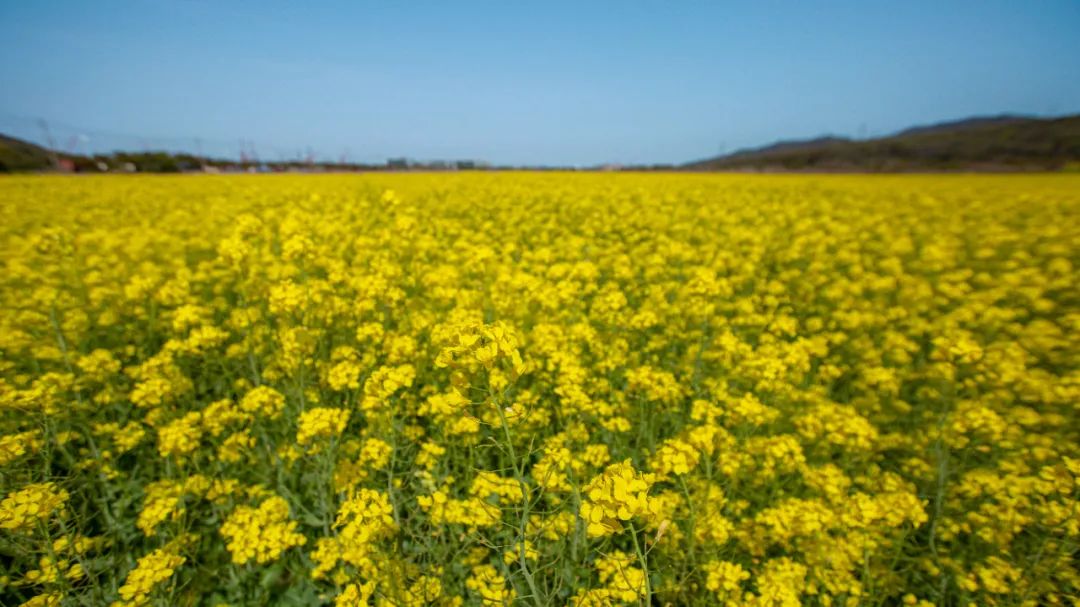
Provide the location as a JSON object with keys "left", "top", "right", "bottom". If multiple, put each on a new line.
{"left": 359, "top": 365, "right": 415, "bottom": 411}
{"left": 703, "top": 560, "right": 749, "bottom": 594}
{"left": 580, "top": 460, "right": 658, "bottom": 536}
{"left": 311, "top": 488, "right": 396, "bottom": 579}
{"left": 648, "top": 437, "right": 700, "bottom": 477}
{"left": 296, "top": 406, "right": 350, "bottom": 447}
{"left": 157, "top": 411, "right": 203, "bottom": 458}
{"left": 0, "top": 430, "right": 43, "bottom": 466}
{"left": 219, "top": 496, "right": 306, "bottom": 564}
{"left": 238, "top": 385, "right": 287, "bottom": 419}
{"left": 465, "top": 564, "right": 515, "bottom": 605}
{"left": 334, "top": 581, "right": 376, "bottom": 607}
{"left": 19, "top": 592, "right": 64, "bottom": 607}
{"left": 0, "top": 482, "right": 69, "bottom": 532}
{"left": 111, "top": 548, "right": 185, "bottom": 607}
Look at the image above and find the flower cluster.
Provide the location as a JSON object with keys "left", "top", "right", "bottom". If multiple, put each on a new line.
{"left": 219, "top": 496, "right": 306, "bottom": 564}
{"left": 0, "top": 430, "right": 42, "bottom": 466}
{"left": 311, "top": 488, "right": 397, "bottom": 579}
{"left": 702, "top": 559, "right": 750, "bottom": 596}
{"left": 435, "top": 321, "right": 526, "bottom": 374}
{"left": 296, "top": 407, "right": 350, "bottom": 447}
{"left": 649, "top": 437, "right": 700, "bottom": 478}
{"left": 111, "top": 548, "right": 186, "bottom": 607}
{"left": 465, "top": 564, "right": 515, "bottom": 604}
{"left": 0, "top": 482, "right": 69, "bottom": 532}
{"left": 580, "top": 460, "right": 659, "bottom": 537}
{"left": 238, "top": 385, "right": 287, "bottom": 419}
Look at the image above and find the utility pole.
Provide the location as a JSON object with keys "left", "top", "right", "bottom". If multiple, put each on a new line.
{"left": 36, "top": 118, "right": 62, "bottom": 170}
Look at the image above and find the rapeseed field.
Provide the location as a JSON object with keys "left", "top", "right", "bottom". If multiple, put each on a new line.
{"left": 1, "top": 173, "right": 1078, "bottom": 606}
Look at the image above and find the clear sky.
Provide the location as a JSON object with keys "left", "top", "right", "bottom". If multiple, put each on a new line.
{"left": 2, "top": 1, "right": 1079, "bottom": 166}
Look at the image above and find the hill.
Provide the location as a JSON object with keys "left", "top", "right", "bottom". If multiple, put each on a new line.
{"left": 684, "top": 114, "right": 1080, "bottom": 172}
{"left": 0, "top": 133, "right": 472, "bottom": 173}
{"left": 5, "top": 114, "right": 1080, "bottom": 173}
{"left": 0, "top": 133, "right": 57, "bottom": 172}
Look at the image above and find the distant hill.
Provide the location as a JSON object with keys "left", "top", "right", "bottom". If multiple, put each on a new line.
{"left": 0, "top": 133, "right": 56, "bottom": 172}
{"left": 0, "top": 132, "right": 481, "bottom": 173}
{"left": 684, "top": 114, "right": 1080, "bottom": 172}
{"left": 891, "top": 115, "right": 1029, "bottom": 137}
{"left": 6, "top": 114, "right": 1080, "bottom": 173}
{"left": 0, "top": 133, "right": 247, "bottom": 173}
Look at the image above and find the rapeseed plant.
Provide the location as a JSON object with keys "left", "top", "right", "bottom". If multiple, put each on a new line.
{"left": 1, "top": 173, "right": 1078, "bottom": 605}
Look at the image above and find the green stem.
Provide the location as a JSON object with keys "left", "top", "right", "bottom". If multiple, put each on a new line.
{"left": 495, "top": 403, "right": 544, "bottom": 607}
{"left": 628, "top": 522, "right": 652, "bottom": 606}
{"left": 678, "top": 475, "right": 697, "bottom": 564}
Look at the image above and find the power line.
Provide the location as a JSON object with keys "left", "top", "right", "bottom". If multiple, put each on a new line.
{"left": 0, "top": 111, "right": 387, "bottom": 163}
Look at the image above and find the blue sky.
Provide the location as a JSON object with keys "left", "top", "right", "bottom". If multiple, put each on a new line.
{"left": 2, "top": 1, "right": 1078, "bottom": 165}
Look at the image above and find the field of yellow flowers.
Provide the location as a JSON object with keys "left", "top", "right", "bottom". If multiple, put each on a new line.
{"left": 1, "top": 173, "right": 1078, "bottom": 607}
